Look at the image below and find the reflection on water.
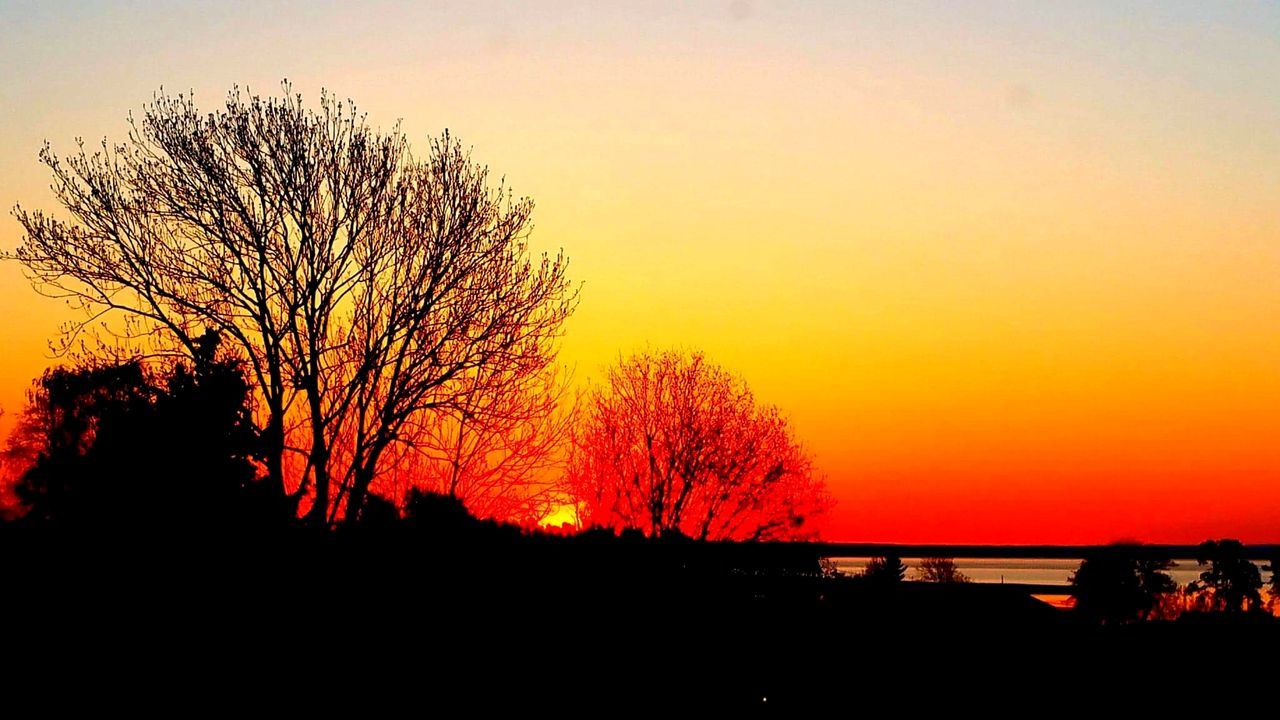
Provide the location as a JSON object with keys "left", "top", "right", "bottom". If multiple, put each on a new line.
{"left": 1030, "top": 594, "right": 1074, "bottom": 609}
{"left": 827, "top": 557, "right": 1261, "bottom": 588}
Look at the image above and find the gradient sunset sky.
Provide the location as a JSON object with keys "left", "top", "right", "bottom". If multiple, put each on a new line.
{"left": 1, "top": 1, "right": 1277, "bottom": 543}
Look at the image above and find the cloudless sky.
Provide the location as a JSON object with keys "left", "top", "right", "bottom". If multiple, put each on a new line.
{"left": 2, "top": 1, "right": 1278, "bottom": 542}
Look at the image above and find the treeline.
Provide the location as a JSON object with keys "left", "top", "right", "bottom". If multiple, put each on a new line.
{"left": 1068, "top": 540, "right": 1277, "bottom": 623}
{"left": 0, "top": 333, "right": 832, "bottom": 543}
{"left": 843, "top": 545, "right": 1279, "bottom": 623}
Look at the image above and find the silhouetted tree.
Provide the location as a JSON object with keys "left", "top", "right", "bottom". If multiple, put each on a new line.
{"left": 1186, "top": 539, "right": 1263, "bottom": 614}
{"left": 561, "top": 350, "right": 832, "bottom": 540}
{"left": 10, "top": 332, "right": 270, "bottom": 529}
{"left": 0, "top": 408, "right": 36, "bottom": 522}
{"left": 863, "top": 555, "right": 907, "bottom": 584}
{"left": 819, "top": 557, "right": 843, "bottom": 578}
{"left": 0, "top": 482, "right": 18, "bottom": 523}
{"left": 11, "top": 82, "right": 575, "bottom": 528}
{"left": 916, "top": 557, "right": 969, "bottom": 583}
{"left": 379, "top": 365, "right": 574, "bottom": 526}
{"left": 1266, "top": 553, "right": 1280, "bottom": 611}
{"left": 1069, "top": 545, "right": 1177, "bottom": 624}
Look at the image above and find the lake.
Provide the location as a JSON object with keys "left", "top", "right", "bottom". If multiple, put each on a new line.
{"left": 827, "top": 556, "right": 1263, "bottom": 592}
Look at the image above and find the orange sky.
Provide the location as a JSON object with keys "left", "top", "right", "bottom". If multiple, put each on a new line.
{"left": 1, "top": 2, "right": 1277, "bottom": 542}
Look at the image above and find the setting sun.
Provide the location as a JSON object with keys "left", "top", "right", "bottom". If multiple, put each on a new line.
{"left": 539, "top": 504, "right": 579, "bottom": 530}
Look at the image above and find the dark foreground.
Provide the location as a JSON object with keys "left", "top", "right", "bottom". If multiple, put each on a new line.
{"left": 4, "top": 526, "right": 1277, "bottom": 711}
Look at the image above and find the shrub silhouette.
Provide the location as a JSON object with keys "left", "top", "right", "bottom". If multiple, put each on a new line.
{"left": 10, "top": 332, "right": 278, "bottom": 530}
{"left": 916, "top": 557, "right": 970, "bottom": 583}
{"left": 863, "top": 555, "right": 907, "bottom": 584}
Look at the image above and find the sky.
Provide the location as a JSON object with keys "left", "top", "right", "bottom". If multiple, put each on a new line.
{"left": 1, "top": 1, "right": 1277, "bottom": 543}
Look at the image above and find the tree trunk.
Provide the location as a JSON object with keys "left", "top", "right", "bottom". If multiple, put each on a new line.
{"left": 263, "top": 409, "right": 287, "bottom": 507}
{"left": 345, "top": 427, "right": 394, "bottom": 527}
{"left": 302, "top": 382, "right": 331, "bottom": 529}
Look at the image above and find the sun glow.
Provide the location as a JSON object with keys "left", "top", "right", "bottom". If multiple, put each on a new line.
{"left": 539, "top": 504, "right": 579, "bottom": 530}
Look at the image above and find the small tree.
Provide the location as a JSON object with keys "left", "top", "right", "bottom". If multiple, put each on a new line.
{"left": 1, "top": 407, "right": 42, "bottom": 521}
{"left": 562, "top": 350, "right": 832, "bottom": 541}
{"left": 10, "top": 333, "right": 269, "bottom": 528}
{"left": 819, "top": 558, "right": 843, "bottom": 578}
{"left": 863, "top": 555, "right": 907, "bottom": 584}
{"left": 916, "top": 557, "right": 969, "bottom": 583}
{"left": 378, "top": 365, "right": 574, "bottom": 526}
{"left": 1186, "top": 539, "right": 1263, "bottom": 614}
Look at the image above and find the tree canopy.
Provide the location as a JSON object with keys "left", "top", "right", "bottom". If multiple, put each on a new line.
{"left": 12, "top": 82, "right": 575, "bottom": 527}
{"left": 8, "top": 333, "right": 272, "bottom": 529}
{"left": 1187, "top": 539, "right": 1263, "bottom": 614}
{"left": 916, "top": 557, "right": 969, "bottom": 583}
{"left": 1068, "top": 545, "right": 1177, "bottom": 624}
{"left": 561, "top": 350, "right": 832, "bottom": 541}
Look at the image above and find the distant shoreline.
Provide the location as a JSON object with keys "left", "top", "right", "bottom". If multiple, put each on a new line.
{"left": 816, "top": 543, "right": 1280, "bottom": 560}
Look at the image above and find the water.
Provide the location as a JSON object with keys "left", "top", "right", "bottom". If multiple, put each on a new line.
{"left": 827, "top": 557, "right": 1259, "bottom": 588}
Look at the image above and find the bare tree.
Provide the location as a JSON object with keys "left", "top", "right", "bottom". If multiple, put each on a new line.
{"left": 374, "top": 364, "right": 574, "bottom": 526}
{"left": 915, "top": 557, "right": 969, "bottom": 583}
{"left": 562, "top": 350, "right": 832, "bottom": 541}
{"left": 10, "top": 83, "right": 575, "bottom": 526}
